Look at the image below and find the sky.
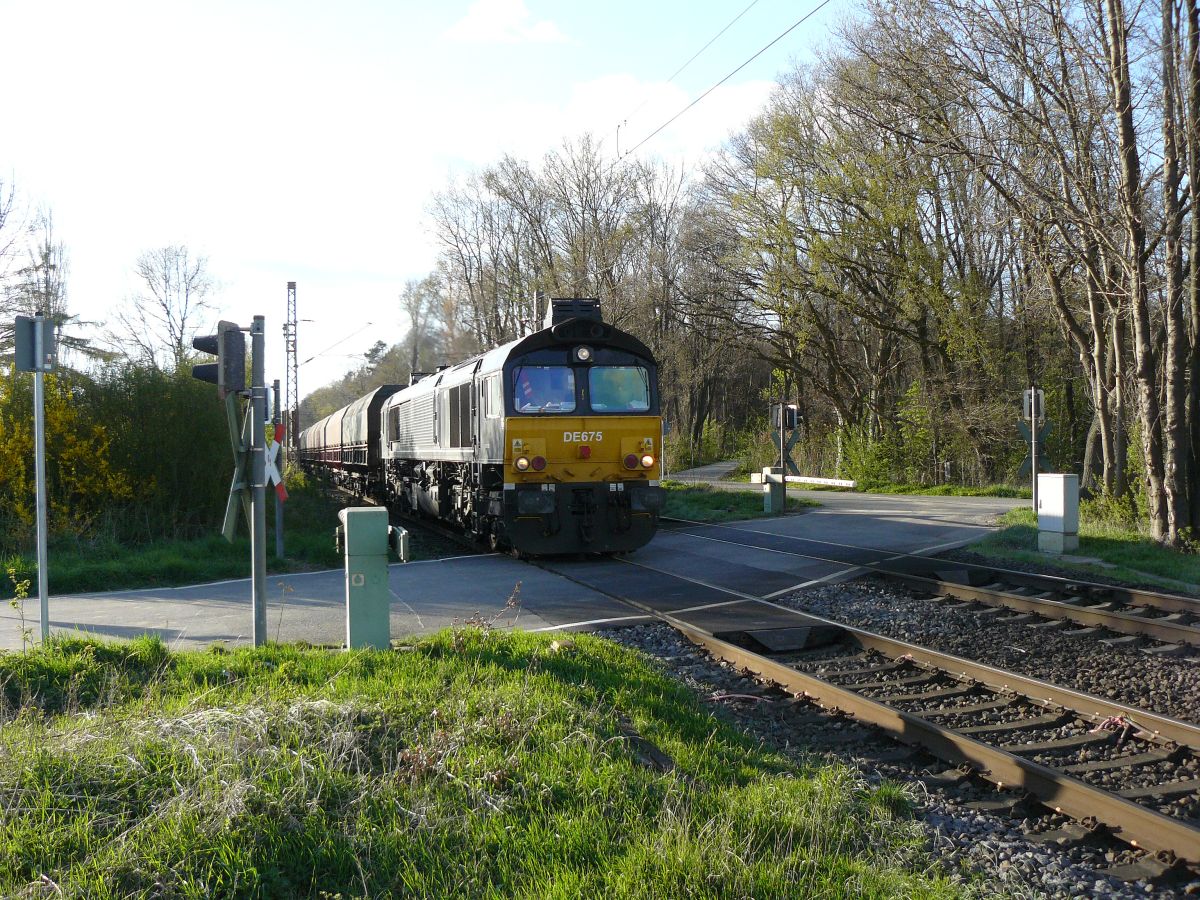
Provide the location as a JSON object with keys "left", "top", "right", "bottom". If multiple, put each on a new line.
{"left": 0, "top": 0, "right": 847, "bottom": 400}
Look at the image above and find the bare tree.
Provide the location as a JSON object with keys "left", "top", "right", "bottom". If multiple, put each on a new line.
{"left": 0, "top": 178, "right": 19, "bottom": 270}
{"left": 399, "top": 275, "right": 441, "bottom": 374}
{"left": 113, "top": 245, "right": 214, "bottom": 370}
{"left": 0, "top": 211, "right": 108, "bottom": 367}
{"left": 0, "top": 180, "right": 27, "bottom": 359}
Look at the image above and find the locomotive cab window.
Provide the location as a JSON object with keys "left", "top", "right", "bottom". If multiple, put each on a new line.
{"left": 513, "top": 365, "right": 576, "bottom": 413}
{"left": 589, "top": 366, "right": 650, "bottom": 412}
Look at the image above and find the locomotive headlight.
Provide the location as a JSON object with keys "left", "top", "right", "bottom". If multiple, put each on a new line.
{"left": 641, "top": 454, "right": 655, "bottom": 469}
{"left": 514, "top": 456, "right": 531, "bottom": 471}
{"left": 574, "top": 345, "right": 593, "bottom": 363}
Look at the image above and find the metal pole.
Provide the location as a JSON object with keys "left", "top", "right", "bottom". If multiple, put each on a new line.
{"left": 1031, "top": 385, "right": 1039, "bottom": 514}
{"left": 273, "top": 378, "right": 284, "bottom": 559}
{"left": 779, "top": 402, "right": 785, "bottom": 470}
{"left": 32, "top": 316, "right": 49, "bottom": 642}
{"left": 251, "top": 316, "right": 267, "bottom": 645}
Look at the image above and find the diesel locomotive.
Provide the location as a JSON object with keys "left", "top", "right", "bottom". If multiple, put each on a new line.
{"left": 297, "top": 299, "right": 664, "bottom": 554}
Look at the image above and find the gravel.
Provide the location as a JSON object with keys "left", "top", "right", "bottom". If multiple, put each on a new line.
{"left": 775, "top": 578, "right": 1200, "bottom": 724}
{"left": 607, "top": 621, "right": 1197, "bottom": 899}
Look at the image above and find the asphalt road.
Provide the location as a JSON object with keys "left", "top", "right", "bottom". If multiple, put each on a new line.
{"left": 1, "top": 491, "right": 1020, "bottom": 651}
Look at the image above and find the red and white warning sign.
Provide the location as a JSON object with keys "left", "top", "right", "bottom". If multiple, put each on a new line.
{"left": 266, "top": 424, "right": 288, "bottom": 502}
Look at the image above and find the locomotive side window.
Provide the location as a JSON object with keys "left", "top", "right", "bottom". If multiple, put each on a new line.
{"left": 513, "top": 366, "right": 576, "bottom": 413}
{"left": 484, "top": 374, "right": 502, "bottom": 419}
{"left": 589, "top": 366, "right": 650, "bottom": 411}
{"left": 450, "top": 382, "right": 471, "bottom": 447}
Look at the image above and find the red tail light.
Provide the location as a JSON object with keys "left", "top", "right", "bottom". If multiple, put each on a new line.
{"left": 531, "top": 456, "right": 547, "bottom": 471}
{"left": 623, "top": 454, "right": 638, "bottom": 470}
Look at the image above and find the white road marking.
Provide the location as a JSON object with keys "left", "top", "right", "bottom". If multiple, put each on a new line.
{"left": 879, "top": 536, "right": 985, "bottom": 563}
{"left": 651, "top": 523, "right": 986, "bottom": 602}
{"left": 668, "top": 597, "right": 753, "bottom": 614}
{"left": 665, "top": 519, "right": 989, "bottom": 572}
{"left": 615, "top": 557, "right": 760, "bottom": 600}
{"left": 529, "top": 613, "right": 653, "bottom": 632}
{"left": 760, "top": 566, "right": 865, "bottom": 598}
{"left": 619, "top": 556, "right": 851, "bottom": 621}
{"left": 53, "top": 552, "right": 502, "bottom": 601}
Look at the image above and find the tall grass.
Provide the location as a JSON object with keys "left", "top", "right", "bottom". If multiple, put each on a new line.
{"left": 0, "top": 632, "right": 958, "bottom": 898}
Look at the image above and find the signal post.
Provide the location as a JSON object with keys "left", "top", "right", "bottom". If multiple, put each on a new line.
{"left": 192, "top": 317, "right": 271, "bottom": 647}
{"left": 12, "top": 314, "right": 56, "bottom": 641}
{"left": 249, "top": 316, "right": 267, "bottom": 644}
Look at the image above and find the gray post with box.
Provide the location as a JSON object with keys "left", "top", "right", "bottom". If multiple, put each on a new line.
{"left": 335, "top": 507, "right": 409, "bottom": 649}
{"left": 763, "top": 466, "right": 786, "bottom": 515}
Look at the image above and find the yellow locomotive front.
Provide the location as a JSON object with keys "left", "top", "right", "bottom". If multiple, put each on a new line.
{"left": 496, "top": 313, "right": 664, "bottom": 554}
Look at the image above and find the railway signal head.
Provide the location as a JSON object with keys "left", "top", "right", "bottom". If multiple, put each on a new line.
{"left": 192, "top": 320, "right": 246, "bottom": 397}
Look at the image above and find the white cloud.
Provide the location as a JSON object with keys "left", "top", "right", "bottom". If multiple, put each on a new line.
{"left": 443, "top": 0, "right": 568, "bottom": 44}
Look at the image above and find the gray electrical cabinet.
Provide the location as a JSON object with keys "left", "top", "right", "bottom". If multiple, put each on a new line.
{"left": 337, "top": 507, "right": 408, "bottom": 649}
{"left": 1036, "top": 474, "right": 1079, "bottom": 554}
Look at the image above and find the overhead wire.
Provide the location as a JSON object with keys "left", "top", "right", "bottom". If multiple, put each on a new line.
{"left": 618, "top": 0, "right": 837, "bottom": 162}
{"left": 300, "top": 322, "right": 375, "bottom": 366}
{"left": 619, "top": 0, "right": 764, "bottom": 127}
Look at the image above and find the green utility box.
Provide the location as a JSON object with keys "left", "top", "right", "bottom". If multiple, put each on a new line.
{"left": 762, "top": 467, "right": 785, "bottom": 515}
{"left": 336, "top": 507, "right": 409, "bottom": 650}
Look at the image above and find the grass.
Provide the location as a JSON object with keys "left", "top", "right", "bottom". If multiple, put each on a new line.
{"left": 973, "top": 506, "right": 1200, "bottom": 590}
{"left": 0, "top": 631, "right": 958, "bottom": 899}
{"left": 662, "top": 481, "right": 818, "bottom": 523}
{"left": 0, "top": 475, "right": 461, "bottom": 600}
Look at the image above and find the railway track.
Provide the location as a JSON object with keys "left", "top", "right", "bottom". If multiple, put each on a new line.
{"left": 690, "top": 621, "right": 1200, "bottom": 877}
{"left": 890, "top": 566, "right": 1200, "bottom": 653}
{"left": 661, "top": 516, "right": 1200, "bottom": 653}
{"left": 538, "top": 548, "right": 1200, "bottom": 879}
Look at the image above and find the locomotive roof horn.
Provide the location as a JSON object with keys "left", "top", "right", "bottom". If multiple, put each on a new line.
{"left": 545, "top": 297, "right": 602, "bottom": 327}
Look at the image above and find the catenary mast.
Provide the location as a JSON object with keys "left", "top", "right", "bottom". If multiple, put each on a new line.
{"left": 284, "top": 281, "right": 299, "bottom": 454}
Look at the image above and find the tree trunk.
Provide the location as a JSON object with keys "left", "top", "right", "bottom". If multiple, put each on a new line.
{"left": 1186, "top": 0, "right": 1200, "bottom": 530}
{"left": 1162, "top": 0, "right": 1192, "bottom": 541}
{"left": 1106, "top": 0, "right": 1168, "bottom": 540}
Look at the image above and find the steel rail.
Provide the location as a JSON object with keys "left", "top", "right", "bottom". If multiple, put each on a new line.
{"left": 679, "top": 624, "right": 1200, "bottom": 863}
{"left": 660, "top": 514, "right": 1200, "bottom": 605}
{"left": 659, "top": 516, "right": 1200, "bottom": 647}
{"left": 604, "top": 554, "right": 1200, "bottom": 750}
{"left": 837, "top": 621, "right": 1200, "bottom": 749}
{"left": 537, "top": 535, "right": 1200, "bottom": 864}
{"left": 891, "top": 571, "right": 1200, "bottom": 648}
{"left": 663, "top": 512, "right": 1200, "bottom": 612}
{"left": 948, "top": 568, "right": 1200, "bottom": 615}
